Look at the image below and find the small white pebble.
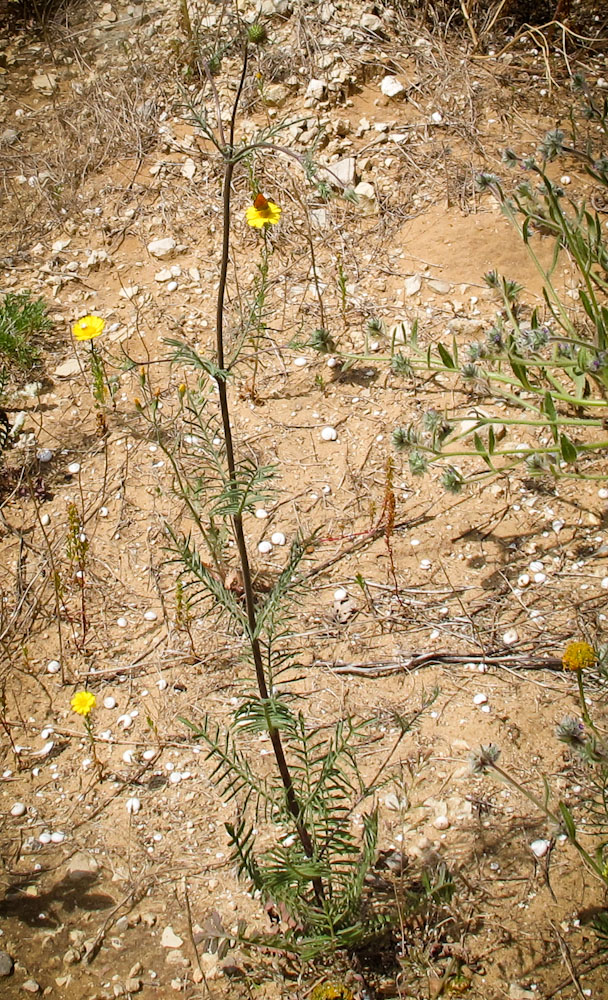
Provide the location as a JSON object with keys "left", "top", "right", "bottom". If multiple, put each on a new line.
{"left": 410, "top": 538, "right": 420, "bottom": 547}
{"left": 143, "top": 749, "right": 156, "bottom": 760}
{"left": 39, "top": 832, "right": 52, "bottom": 844}
{"left": 169, "top": 772, "right": 182, "bottom": 784}
{"left": 293, "top": 357, "right": 307, "bottom": 367}
{"left": 67, "top": 462, "right": 80, "bottom": 475}
{"left": 321, "top": 426, "right": 338, "bottom": 441}
{"left": 258, "top": 540, "right": 273, "bottom": 554}
{"left": 503, "top": 628, "right": 518, "bottom": 645}
{"left": 334, "top": 588, "right": 348, "bottom": 602}
{"left": 166, "top": 280, "right": 178, "bottom": 292}
{"left": 37, "top": 449, "right": 53, "bottom": 463}
{"left": 103, "top": 696, "right": 116, "bottom": 709}
{"left": 144, "top": 610, "right": 158, "bottom": 621}
{"left": 518, "top": 574, "right": 530, "bottom": 588}
{"left": 47, "top": 660, "right": 60, "bottom": 674}
{"left": 431, "top": 110, "right": 443, "bottom": 123}
{"left": 255, "top": 509, "right": 268, "bottom": 519}
{"left": 433, "top": 814, "right": 450, "bottom": 830}
{"left": 126, "top": 797, "right": 141, "bottom": 815}
{"left": 473, "top": 693, "right": 488, "bottom": 705}
{"left": 326, "top": 357, "right": 338, "bottom": 368}
{"left": 601, "top": 578, "right": 608, "bottom": 590}
{"left": 40, "top": 513, "right": 50, "bottom": 527}
{"left": 534, "top": 572, "right": 547, "bottom": 584}
{"left": 50, "top": 831, "right": 65, "bottom": 844}
{"left": 116, "top": 617, "right": 128, "bottom": 628}
{"left": 157, "top": 678, "right": 168, "bottom": 691}
{"left": 530, "top": 838, "right": 551, "bottom": 858}
{"left": 10, "top": 802, "right": 26, "bottom": 817}
{"left": 271, "top": 532, "right": 286, "bottom": 545}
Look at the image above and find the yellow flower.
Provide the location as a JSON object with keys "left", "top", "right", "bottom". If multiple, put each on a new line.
{"left": 562, "top": 641, "right": 597, "bottom": 672}
{"left": 71, "top": 690, "right": 96, "bottom": 717}
{"left": 245, "top": 193, "right": 281, "bottom": 228}
{"left": 72, "top": 315, "right": 105, "bottom": 341}
{"left": 310, "top": 983, "right": 354, "bottom": 1000}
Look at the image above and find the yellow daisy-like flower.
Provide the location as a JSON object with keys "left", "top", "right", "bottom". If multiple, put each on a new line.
{"left": 562, "top": 641, "right": 597, "bottom": 672}
{"left": 71, "top": 690, "right": 96, "bottom": 717}
{"left": 72, "top": 315, "right": 105, "bottom": 342}
{"left": 245, "top": 193, "right": 282, "bottom": 229}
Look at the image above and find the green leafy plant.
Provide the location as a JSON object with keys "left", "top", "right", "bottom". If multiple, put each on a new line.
{"left": 0, "top": 290, "right": 52, "bottom": 372}
{"left": 131, "top": 34, "right": 436, "bottom": 958}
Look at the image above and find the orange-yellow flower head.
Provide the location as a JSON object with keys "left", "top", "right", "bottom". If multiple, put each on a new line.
{"left": 310, "top": 983, "right": 354, "bottom": 1000}
{"left": 72, "top": 315, "right": 105, "bottom": 342}
{"left": 562, "top": 641, "right": 597, "bottom": 672}
{"left": 245, "top": 193, "right": 281, "bottom": 229}
{"left": 71, "top": 690, "right": 96, "bottom": 717}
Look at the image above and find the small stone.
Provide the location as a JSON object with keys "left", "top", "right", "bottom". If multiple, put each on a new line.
{"left": 321, "top": 426, "right": 338, "bottom": 441}
{"left": 384, "top": 792, "right": 402, "bottom": 811}
{"left": 63, "top": 948, "right": 80, "bottom": 966}
{"left": 509, "top": 988, "right": 536, "bottom": 1000}
{"left": 181, "top": 158, "right": 196, "bottom": 180}
{"left": 40, "top": 513, "right": 50, "bottom": 526}
{"left": 255, "top": 508, "right": 268, "bottom": 519}
{"left": 67, "top": 462, "right": 80, "bottom": 475}
{"left": 502, "top": 628, "right": 518, "bottom": 645}
{"left": 22, "top": 980, "right": 40, "bottom": 993}
{"left": 47, "top": 660, "right": 60, "bottom": 674}
{"left": 322, "top": 156, "right": 356, "bottom": 187}
{"left": 333, "top": 588, "right": 348, "bottom": 602}
{"left": 126, "top": 797, "right": 141, "bottom": 815}
{"left": 433, "top": 814, "right": 450, "bottom": 830}
{"left": 161, "top": 926, "right": 184, "bottom": 949}
{"left": 431, "top": 110, "right": 443, "bottom": 123}
{"left": 166, "top": 281, "right": 178, "bottom": 292}
{"left": 54, "top": 359, "right": 81, "bottom": 379}
{"left": 11, "top": 802, "right": 26, "bottom": 817}
{"left": 37, "top": 449, "right": 53, "bottom": 463}
{"left": 129, "top": 964, "right": 143, "bottom": 979}
{"left": 32, "top": 73, "right": 57, "bottom": 95}
{"left": 404, "top": 274, "right": 422, "bottom": 296}
{"left": 50, "top": 831, "right": 66, "bottom": 843}
{"left": 530, "top": 838, "right": 551, "bottom": 858}
{"left": 144, "top": 610, "right": 158, "bottom": 621}
{"left": 124, "top": 979, "right": 142, "bottom": 994}
{"left": 306, "top": 78, "right": 326, "bottom": 102}
{"left": 293, "top": 356, "right": 307, "bottom": 367}
{"left": 116, "top": 617, "right": 128, "bottom": 628}
{"left": 0, "top": 950, "right": 14, "bottom": 976}
{"left": 147, "top": 237, "right": 176, "bottom": 259}
{"left": 361, "top": 12, "right": 382, "bottom": 31}
{"left": 380, "top": 75, "right": 405, "bottom": 98}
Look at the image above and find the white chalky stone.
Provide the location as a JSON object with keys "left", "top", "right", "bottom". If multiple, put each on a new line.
{"left": 166, "top": 280, "right": 178, "bottom": 292}
{"left": 39, "top": 832, "right": 52, "bottom": 844}
{"left": 255, "top": 509, "right": 268, "bottom": 519}
{"left": 37, "top": 449, "right": 53, "bottom": 463}
{"left": 47, "top": 660, "right": 60, "bottom": 674}
{"left": 122, "top": 750, "right": 134, "bottom": 764}
{"left": 143, "top": 749, "right": 156, "bottom": 760}
{"left": 473, "top": 693, "right": 487, "bottom": 705}
{"left": 258, "top": 540, "right": 272, "bottom": 554}
{"left": 293, "top": 357, "right": 307, "bottom": 367}
{"left": 67, "top": 462, "right": 80, "bottom": 474}
{"left": 40, "top": 514, "right": 50, "bottom": 526}
{"left": 602, "top": 578, "right": 608, "bottom": 590}
{"left": 530, "top": 838, "right": 550, "bottom": 858}
{"left": 534, "top": 572, "right": 546, "bottom": 584}
{"left": 321, "top": 426, "right": 338, "bottom": 441}
{"left": 126, "top": 797, "right": 141, "bottom": 814}
{"left": 327, "top": 357, "right": 338, "bottom": 368}
{"left": 11, "top": 802, "right": 26, "bottom": 817}
{"left": 334, "top": 588, "right": 348, "bottom": 602}
{"left": 433, "top": 814, "right": 450, "bottom": 830}
{"left": 271, "top": 532, "right": 286, "bottom": 545}
{"left": 50, "top": 831, "right": 65, "bottom": 843}
{"left": 144, "top": 610, "right": 158, "bottom": 621}
{"left": 103, "top": 696, "right": 116, "bottom": 709}
{"left": 503, "top": 628, "right": 518, "bottom": 645}
{"left": 116, "top": 617, "right": 127, "bottom": 628}
{"left": 169, "top": 772, "right": 182, "bottom": 784}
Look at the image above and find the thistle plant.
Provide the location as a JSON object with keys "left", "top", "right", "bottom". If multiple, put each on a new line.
{"left": 132, "top": 33, "right": 428, "bottom": 956}
{"left": 471, "top": 641, "right": 608, "bottom": 889}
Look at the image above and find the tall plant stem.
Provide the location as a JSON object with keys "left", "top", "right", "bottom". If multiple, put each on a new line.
{"left": 213, "top": 46, "right": 322, "bottom": 901}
